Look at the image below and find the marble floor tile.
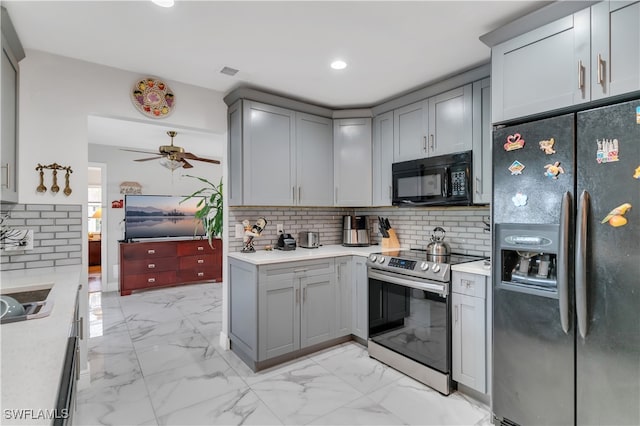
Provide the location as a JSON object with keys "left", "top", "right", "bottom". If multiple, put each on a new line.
{"left": 89, "top": 349, "right": 143, "bottom": 389}
{"left": 250, "top": 362, "right": 364, "bottom": 425}
{"left": 88, "top": 330, "right": 135, "bottom": 356}
{"left": 129, "top": 317, "right": 200, "bottom": 350}
{"left": 75, "top": 377, "right": 156, "bottom": 426}
{"left": 144, "top": 354, "right": 248, "bottom": 417}
{"left": 308, "top": 395, "right": 407, "bottom": 425}
{"left": 219, "top": 350, "right": 318, "bottom": 386}
{"left": 310, "top": 342, "right": 405, "bottom": 394}
{"left": 135, "top": 333, "right": 216, "bottom": 377}
{"left": 367, "top": 376, "right": 490, "bottom": 425}
{"left": 157, "top": 387, "right": 282, "bottom": 426}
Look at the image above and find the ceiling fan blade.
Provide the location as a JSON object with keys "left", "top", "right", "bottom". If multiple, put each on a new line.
{"left": 121, "top": 148, "right": 160, "bottom": 155}
{"left": 134, "top": 156, "right": 165, "bottom": 162}
{"left": 181, "top": 159, "right": 194, "bottom": 169}
{"left": 178, "top": 152, "right": 220, "bottom": 164}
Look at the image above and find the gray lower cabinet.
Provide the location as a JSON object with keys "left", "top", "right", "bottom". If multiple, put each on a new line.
{"left": 336, "top": 257, "right": 353, "bottom": 337}
{"left": 451, "top": 271, "right": 490, "bottom": 395}
{"left": 372, "top": 111, "right": 394, "bottom": 206}
{"left": 300, "top": 273, "right": 336, "bottom": 347}
{"left": 351, "top": 256, "right": 368, "bottom": 341}
{"left": 472, "top": 78, "right": 491, "bottom": 204}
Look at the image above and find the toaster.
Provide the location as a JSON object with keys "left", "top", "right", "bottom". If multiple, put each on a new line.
{"left": 275, "top": 233, "right": 297, "bottom": 251}
{"left": 298, "top": 231, "right": 320, "bottom": 249}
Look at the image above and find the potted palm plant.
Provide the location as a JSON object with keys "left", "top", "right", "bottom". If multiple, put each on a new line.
{"left": 181, "top": 176, "right": 223, "bottom": 248}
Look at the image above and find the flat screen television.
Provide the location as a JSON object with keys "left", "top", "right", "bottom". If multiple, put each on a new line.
{"left": 124, "top": 195, "right": 205, "bottom": 240}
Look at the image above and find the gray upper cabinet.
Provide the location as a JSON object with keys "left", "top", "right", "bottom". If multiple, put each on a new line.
{"left": 428, "top": 85, "right": 473, "bottom": 156}
{"left": 393, "top": 100, "right": 428, "bottom": 162}
{"left": 1, "top": 8, "right": 23, "bottom": 204}
{"left": 472, "top": 78, "right": 492, "bottom": 204}
{"left": 296, "top": 113, "right": 333, "bottom": 206}
{"left": 591, "top": 1, "right": 640, "bottom": 100}
{"left": 227, "top": 100, "right": 243, "bottom": 206}
{"left": 334, "top": 118, "right": 372, "bottom": 207}
{"left": 243, "top": 101, "right": 295, "bottom": 205}
{"left": 372, "top": 111, "right": 394, "bottom": 206}
{"left": 491, "top": 8, "right": 591, "bottom": 123}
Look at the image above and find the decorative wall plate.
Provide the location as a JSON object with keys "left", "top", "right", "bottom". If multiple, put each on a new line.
{"left": 131, "top": 77, "right": 175, "bottom": 118}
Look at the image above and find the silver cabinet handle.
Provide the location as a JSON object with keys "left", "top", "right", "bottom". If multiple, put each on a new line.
{"left": 292, "top": 186, "right": 296, "bottom": 203}
{"left": 578, "top": 60, "right": 585, "bottom": 90}
{"left": 597, "top": 53, "right": 605, "bottom": 85}
{"left": 454, "top": 305, "right": 459, "bottom": 324}
{"left": 197, "top": 246, "right": 204, "bottom": 251}
{"left": 389, "top": 186, "right": 392, "bottom": 199}
{"left": 335, "top": 187, "right": 338, "bottom": 204}
{"left": 197, "top": 259, "right": 204, "bottom": 264}
{"left": 148, "top": 264, "right": 155, "bottom": 269}
{"left": 79, "top": 316, "right": 84, "bottom": 340}
{"left": 197, "top": 272, "right": 204, "bottom": 277}
{"left": 429, "top": 134, "right": 435, "bottom": 152}
{"left": 1, "top": 163, "right": 9, "bottom": 189}
{"left": 422, "top": 136, "right": 427, "bottom": 152}
{"left": 303, "top": 287, "right": 307, "bottom": 303}
{"left": 148, "top": 278, "right": 156, "bottom": 283}
{"left": 147, "top": 249, "right": 155, "bottom": 254}
{"left": 475, "top": 177, "right": 481, "bottom": 195}
{"left": 576, "top": 190, "right": 590, "bottom": 339}
{"left": 296, "top": 288, "right": 300, "bottom": 304}
{"left": 75, "top": 346, "right": 80, "bottom": 380}
{"left": 298, "top": 186, "right": 301, "bottom": 203}
{"left": 558, "top": 192, "right": 571, "bottom": 334}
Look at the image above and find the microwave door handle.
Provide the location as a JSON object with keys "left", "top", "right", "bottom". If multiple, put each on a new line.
{"left": 442, "top": 167, "right": 449, "bottom": 197}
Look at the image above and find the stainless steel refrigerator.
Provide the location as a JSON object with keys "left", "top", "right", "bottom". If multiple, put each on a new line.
{"left": 491, "top": 99, "right": 640, "bottom": 425}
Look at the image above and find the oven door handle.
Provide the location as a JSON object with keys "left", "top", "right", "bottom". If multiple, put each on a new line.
{"left": 368, "top": 270, "right": 447, "bottom": 296}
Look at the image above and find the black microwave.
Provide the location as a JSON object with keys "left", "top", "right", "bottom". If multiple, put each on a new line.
{"left": 392, "top": 151, "right": 472, "bottom": 207}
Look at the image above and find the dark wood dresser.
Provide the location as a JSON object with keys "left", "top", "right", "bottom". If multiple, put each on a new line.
{"left": 119, "top": 239, "right": 222, "bottom": 296}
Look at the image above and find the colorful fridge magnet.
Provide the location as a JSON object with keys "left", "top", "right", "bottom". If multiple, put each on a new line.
{"left": 596, "top": 139, "right": 619, "bottom": 163}
{"left": 508, "top": 160, "right": 525, "bottom": 175}
{"left": 636, "top": 106, "right": 640, "bottom": 124}
{"left": 504, "top": 133, "right": 525, "bottom": 151}
{"left": 512, "top": 192, "right": 528, "bottom": 207}
{"left": 601, "top": 203, "right": 632, "bottom": 227}
{"left": 544, "top": 162, "right": 565, "bottom": 179}
{"left": 633, "top": 166, "right": 640, "bottom": 179}
{"left": 538, "top": 138, "right": 556, "bottom": 154}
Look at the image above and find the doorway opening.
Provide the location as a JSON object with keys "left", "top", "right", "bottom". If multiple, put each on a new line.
{"left": 88, "top": 165, "right": 106, "bottom": 293}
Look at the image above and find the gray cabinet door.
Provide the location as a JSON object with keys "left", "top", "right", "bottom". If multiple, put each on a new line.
{"left": 428, "top": 85, "right": 473, "bottom": 156}
{"left": 452, "top": 291, "right": 486, "bottom": 393}
{"left": 393, "top": 100, "right": 428, "bottom": 161}
{"left": 229, "top": 259, "right": 258, "bottom": 359}
{"left": 472, "top": 78, "right": 492, "bottom": 204}
{"left": 1, "top": 38, "right": 18, "bottom": 203}
{"left": 227, "top": 100, "right": 243, "bottom": 206}
{"left": 300, "top": 273, "right": 336, "bottom": 348}
{"left": 259, "top": 268, "right": 300, "bottom": 360}
{"left": 352, "top": 256, "right": 368, "bottom": 340}
{"left": 335, "top": 257, "right": 352, "bottom": 337}
{"left": 333, "top": 118, "right": 372, "bottom": 206}
{"left": 372, "top": 112, "right": 394, "bottom": 206}
{"left": 591, "top": 1, "right": 640, "bottom": 100}
{"left": 491, "top": 9, "right": 590, "bottom": 123}
{"left": 296, "top": 113, "right": 333, "bottom": 206}
{"left": 243, "top": 101, "right": 295, "bottom": 205}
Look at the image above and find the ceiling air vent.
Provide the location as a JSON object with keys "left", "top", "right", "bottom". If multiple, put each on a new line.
{"left": 220, "top": 66, "right": 239, "bottom": 76}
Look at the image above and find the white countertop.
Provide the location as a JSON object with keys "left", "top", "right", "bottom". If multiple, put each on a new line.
{"left": 451, "top": 260, "right": 492, "bottom": 277}
{"left": 1, "top": 265, "right": 82, "bottom": 425}
{"left": 227, "top": 244, "right": 403, "bottom": 265}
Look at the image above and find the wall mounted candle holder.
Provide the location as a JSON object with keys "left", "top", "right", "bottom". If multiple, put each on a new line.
{"left": 35, "top": 163, "right": 73, "bottom": 195}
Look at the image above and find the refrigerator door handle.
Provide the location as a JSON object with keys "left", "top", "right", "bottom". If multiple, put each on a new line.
{"left": 576, "top": 190, "right": 590, "bottom": 339}
{"left": 558, "top": 191, "right": 571, "bottom": 334}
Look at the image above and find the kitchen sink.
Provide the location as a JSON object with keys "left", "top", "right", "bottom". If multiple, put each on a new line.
{"left": 0, "top": 283, "right": 54, "bottom": 324}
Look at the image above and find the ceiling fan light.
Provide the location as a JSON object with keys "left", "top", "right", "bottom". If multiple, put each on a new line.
{"left": 159, "top": 157, "right": 183, "bottom": 171}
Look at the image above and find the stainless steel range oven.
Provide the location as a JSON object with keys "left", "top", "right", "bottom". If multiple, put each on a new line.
{"left": 367, "top": 250, "right": 484, "bottom": 395}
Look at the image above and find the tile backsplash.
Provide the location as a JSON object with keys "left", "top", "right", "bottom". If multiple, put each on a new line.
{"left": 229, "top": 205, "right": 491, "bottom": 257}
{"left": 1, "top": 204, "right": 83, "bottom": 270}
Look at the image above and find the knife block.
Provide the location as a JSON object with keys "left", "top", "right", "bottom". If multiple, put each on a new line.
{"left": 381, "top": 229, "right": 400, "bottom": 249}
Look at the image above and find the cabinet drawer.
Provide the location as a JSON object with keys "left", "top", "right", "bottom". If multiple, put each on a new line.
{"left": 124, "top": 271, "right": 177, "bottom": 289}
{"left": 178, "top": 269, "right": 216, "bottom": 282}
{"left": 179, "top": 254, "right": 215, "bottom": 270}
{"left": 261, "top": 258, "right": 335, "bottom": 279}
{"left": 177, "top": 240, "right": 217, "bottom": 256}
{"left": 122, "top": 257, "right": 177, "bottom": 275}
{"left": 121, "top": 243, "right": 177, "bottom": 259}
{"left": 452, "top": 271, "right": 486, "bottom": 299}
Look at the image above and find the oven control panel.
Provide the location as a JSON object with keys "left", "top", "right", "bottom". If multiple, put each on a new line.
{"left": 388, "top": 258, "right": 416, "bottom": 270}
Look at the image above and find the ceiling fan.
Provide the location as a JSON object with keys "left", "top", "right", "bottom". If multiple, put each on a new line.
{"left": 122, "top": 131, "right": 220, "bottom": 170}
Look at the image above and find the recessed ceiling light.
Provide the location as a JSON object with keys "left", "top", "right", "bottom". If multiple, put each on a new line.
{"left": 330, "top": 60, "right": 347, "bottom": 70}
{"left": 151, "top": 0, "right": 174, "bottom": 7}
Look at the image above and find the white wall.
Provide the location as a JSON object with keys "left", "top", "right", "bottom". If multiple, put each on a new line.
{"left": 88, "top": 143, "right": 224, "bottom": 289}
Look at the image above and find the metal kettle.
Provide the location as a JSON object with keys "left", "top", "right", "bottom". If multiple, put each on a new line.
{"left": 426, "top": 227, "right": 450, "bottom": 262}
